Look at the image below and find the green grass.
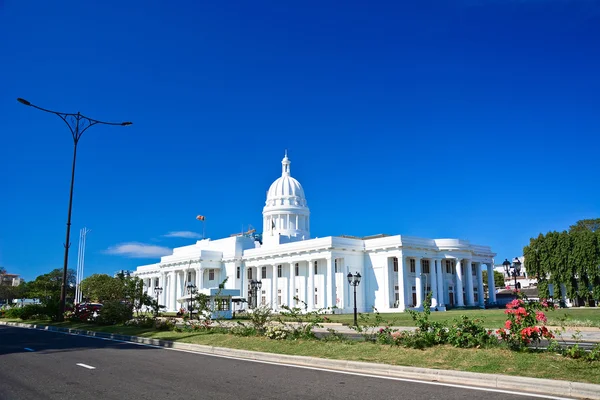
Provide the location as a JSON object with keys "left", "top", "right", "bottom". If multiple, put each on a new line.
{"left": 321, "top": 308, "right": 600, "bottom": 328}
{"left": 2, "top": 318, "right": 599, "bottom": 385}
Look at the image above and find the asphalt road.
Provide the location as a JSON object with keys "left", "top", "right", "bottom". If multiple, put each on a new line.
{"left": 0, "top": 325, "right": 569, "bottom": 400}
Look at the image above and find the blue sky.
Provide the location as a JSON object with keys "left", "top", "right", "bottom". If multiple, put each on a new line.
{"left": 1, "top": 1, "right": 599, "bottom": 281}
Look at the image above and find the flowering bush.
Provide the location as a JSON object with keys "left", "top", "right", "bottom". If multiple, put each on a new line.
{"left": 265, "top": 326, "right": 289, "bottom": 340}
{"left": 496, "top": 293, "right": 555, "bottom": 350}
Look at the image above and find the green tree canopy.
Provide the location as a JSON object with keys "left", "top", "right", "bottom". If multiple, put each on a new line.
{"left": 80, "top": 274, "right": 125, "bottom": 302}
{"left": 524, "top": 219, "right": 600, "bottom": 303}
{"left": 26, "top": 268, "right": 75, "bottom": 300}
{"left": 569, "top": 218, "right": 600, "bottom": 233}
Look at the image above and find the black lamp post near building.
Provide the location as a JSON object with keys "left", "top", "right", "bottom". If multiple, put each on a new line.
{"left": 503, "top": 258, "right": 522, "bottom": 289}
{"left": 347, "top": 272, "right": 361, "bottom": 327}
{"left": 250, "top": 280, "right": 262, "bottom": 309}
{"left": 153, "top": 286, "right": 163, "bottom": 316}
{"left": 17, "top": 98, "right": 132, "bottom": 321}
{"left": 187, "top": 282, "right": 197, "bottom": 319}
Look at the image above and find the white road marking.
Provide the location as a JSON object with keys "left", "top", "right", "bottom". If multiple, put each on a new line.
{"left": 23, "top": 348, "right": 35, "bottom": 352}
{"left": 6, "top": 324, "right": 575, "bottom": 400}
{"left": 76, "top": 363, "right": 96, "bottom": 370}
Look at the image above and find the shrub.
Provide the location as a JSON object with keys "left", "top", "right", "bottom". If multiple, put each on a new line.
{"left": 230, "top": 323, "right": 257, "bottom": 337}
{"left": 125, "top": 316, "right": 155, "bottom": 328}
{"left": 277, "top": 298, "right": 327, "bottom": 340}
{"left": 4, "top": 307, "right": 25, "bottom": 319}
{"left": 155, "top": 318, "right": 176, "bottom": 331}
{"left": 265, "top": 326, "right": 289, "bottom": 340}
{"left": 249, "top": 305, "right": 272, "bottom": 333}
{"left": 496, "top": 293, "right": 555, "bottom": 350}
{"left": 19, "top": 304, "right": 47, "bottom": 320}
{"left": 96, "top": 300, "right": 133, "bottom": 325}
{"left": 448, "top": 316, "right": 497, "bottom": 348}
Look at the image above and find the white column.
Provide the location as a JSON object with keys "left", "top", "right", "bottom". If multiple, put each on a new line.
{"left": 397, "top": 255, "right": 406, "bottom": 311}
{"left": 196, "top": 267, "right": 203, "bottom": 290}
{"left": 486, "top": 263, "right": 496, "bottom": 303}
{"left": 160, "top": 273, "right": 167, "bottom": 307}
{"left": 169, "top": 271, "right": 177, "bottom": 311}
{"left": 476, "top": 262, "right": 484, "bottom": 307}
{"left": 289, "top": 263, "right": 296, "bottom": 307}
{"left": 455, "top": 259, "right": 465, "bottom": 307}
{"left": 326, "top": 257, "right": 335, "bottom": 309}
{"left": 308, "top": 260, "right": 315, "bottom": 310}
{"left": 415, "top": 257, "right": 422, "bottom": 308}
{"left": 430, "top": 259, "right": 438, "bottom": 308}
{"left": 465, "top": 260, "right": 474, "bottom": 306}
{"left": 436, "top": 260, "right": 445, "bottom": 306}
{"left": 272, "top": 264, "right": 278, "bottom": 310}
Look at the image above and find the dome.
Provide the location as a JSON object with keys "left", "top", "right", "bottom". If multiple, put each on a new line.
{"left": 262, "top": 152, "right": 310, "bottom": 245}
{"left": 264, "top": 153, "right": 307, "bottom": 207}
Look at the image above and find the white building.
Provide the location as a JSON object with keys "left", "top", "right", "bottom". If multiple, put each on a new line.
{"left": 133, "top": 154, "right": 497, "bottom": 313}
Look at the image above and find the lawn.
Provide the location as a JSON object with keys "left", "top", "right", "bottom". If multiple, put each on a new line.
{"left": 2, "top": 318, "right": 599, "bottom": 385}
{"left": 320, "top": 308, "right": 600, "bottom": 328}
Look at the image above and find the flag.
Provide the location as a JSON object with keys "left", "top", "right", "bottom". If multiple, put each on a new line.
{"left": 196, "top": 215, "right": 205, "bottom": 221}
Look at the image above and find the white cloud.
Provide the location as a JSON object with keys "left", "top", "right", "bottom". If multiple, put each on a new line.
{"left": 104, "top": 242, "right": 172, "bottom": 258}
{"left": 163, "top": 231, "right": 203, "bottom": 239}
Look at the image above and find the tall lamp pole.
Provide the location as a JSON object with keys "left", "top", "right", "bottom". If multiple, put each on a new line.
{"left": 153, "top": 286, "right": 163, "bottom": 317}
{"left": 347, "top": 272, "right": 361, "bottom": 327}
{"left": 187, "top": 282, "right": 197, "bottom": 319}
{"left": 17, "top": 98, "right": 132, "bottom": 321}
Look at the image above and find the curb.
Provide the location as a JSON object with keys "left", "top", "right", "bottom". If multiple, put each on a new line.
{"left": 1, "top": 321, "right": 598, "bottom": 400}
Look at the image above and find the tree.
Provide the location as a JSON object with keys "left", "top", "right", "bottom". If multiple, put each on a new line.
{"left": 524, "top": 219, "right": 600, "bottom": 304}
{"left": 27, "top": 268, "right": 75, "bottom": 301}
{"left": 569, "top": 218, "right": 600, "bottom": 233}
{"left": 80, "top": 274, "right": 124, "bottom": 302}
{"left": 482, "top": 270, "right": 504, "bottom": 289}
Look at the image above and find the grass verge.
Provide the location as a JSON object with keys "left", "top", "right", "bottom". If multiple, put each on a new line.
{"left": 2, "top": 318, "right": 599, "bottom": 385}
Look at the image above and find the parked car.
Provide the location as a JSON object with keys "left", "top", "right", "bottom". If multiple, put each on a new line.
{"left": 73, "top": 303, "right": 103, "bottom": 322}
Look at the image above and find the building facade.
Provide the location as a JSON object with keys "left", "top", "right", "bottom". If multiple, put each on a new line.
{"left": 133, "top": 154, "right": 497, "bottom": 313}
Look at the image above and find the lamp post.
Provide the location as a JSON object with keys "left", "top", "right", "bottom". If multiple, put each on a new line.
{"left": 250, "top": 280, "right": 262, "bottom": 309}
{"left": 187, "top": 282, "right": 197, "bottom": 319}
{"left": 347, "top": 272, "right": 361, "bottom": 327}
{"left": 153, "top": 286, "right": 163, "bottom": 317}
{"left": 503, "top": 258, "right": 522, "bottom": 289}
{"left": 17, "top": 98, "right": 132, "bottom": 321}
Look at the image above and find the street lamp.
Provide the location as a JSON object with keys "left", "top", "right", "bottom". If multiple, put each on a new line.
{"left": 17, "top": 98, "right": 132, "bottom": 321}
{"left": 153, "top": 286, "right": 163, "bottom": 317}
{"left": 503, "top": 258, "right": 522, "bottom": 289}
{"left": 347, "top": 272, "right": 361, "bottom": 327}
{"left": 186, "top": 282, "right": 197, "bottom": 319}
{"left": 250, "top": 280, "right": 262, "bottom": 309}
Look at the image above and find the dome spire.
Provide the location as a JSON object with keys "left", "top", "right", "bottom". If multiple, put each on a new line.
{"left": 281, "top": 151, "right": 290, "bottom": 176}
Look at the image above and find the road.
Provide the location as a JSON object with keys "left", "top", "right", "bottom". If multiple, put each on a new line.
{"left": 0, "top": 325, "right": 569, "bottom": 400}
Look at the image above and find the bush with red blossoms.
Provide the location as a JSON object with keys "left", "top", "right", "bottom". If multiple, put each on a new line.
{"left": 496, "top": 291, "right": 556, "bottom": 350}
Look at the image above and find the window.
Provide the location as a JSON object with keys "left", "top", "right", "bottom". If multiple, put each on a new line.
{"left": 277, "top": 290, "right": 282, "bottom": 305}
{"left": 445, "top": 260, "right": 455, "bottom": 274}
{"left": 295, "top": 263, "right": 299, "bottom": 276}
{"left": 472, "top": 267, "right": 477, "bottom": 275}
{"left": 154, "top": 278, "right": 159, "bottom": 287}
{"left": 334, "top": 258, "right": 338, "bottom": 273}
{"left": 187, "top": 271, "right": 192, "bottom": 282}
{"left": 315, "top": 294, "right": 318, "bottom": 304}
{"left": 237, "top": 266, "right": 240, "bottom": 279}
{"left": 314, "top": 261, "right": 318, "bottom": 274}
{"left": 410, "top": 259, "right": 416, "bottom": 273}
{"left": 261, "top": 266, "right": 267, "bottom": 279}
{"left": 393, "top": 257, "right": 398, "bottom": 272}
{"left": 248, "top": 268, "right": 253, "bottom": 279}
{"left": 277, "top": 265, "right": 282, "bottom": 278}
{"left": 216, "top": 298, "right": 230, "bottom": 311}
{"left": 261, "top": 296, "right": 266, "bottom": 305}
{"left": 422, "top": 260, "right": 430, "bottom": 274}
{"left": 295, "top": 288, "right": 299, "bottom": 305}
{"left": 209, "top": 269, "right": 215, "bottom": 281}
